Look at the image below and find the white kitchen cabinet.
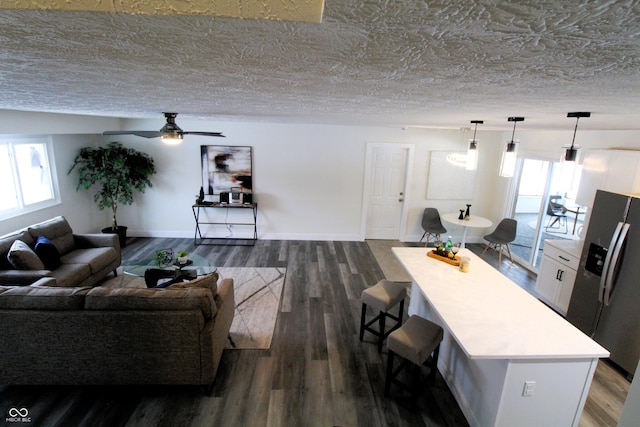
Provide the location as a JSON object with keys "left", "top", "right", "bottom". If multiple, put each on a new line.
{"left": 576, "top": 149, "right": 640, "bottom": 209}
{"left": 535, "top": 240, "right": 582, "bottom": 316}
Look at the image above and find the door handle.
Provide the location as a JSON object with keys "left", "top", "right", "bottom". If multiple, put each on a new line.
{"left": 599, "top": 222, "right": 624, "bottom": 303}
{"left": 398, "top": 199, "right": 404, "bottom": 202}
{"left": 604, "top": 223, "right": 630, "bottom": 305}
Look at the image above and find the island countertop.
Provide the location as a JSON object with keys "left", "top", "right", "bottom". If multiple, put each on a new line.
{"left": 392, "top": 247, "right": 608, "bottom": 360}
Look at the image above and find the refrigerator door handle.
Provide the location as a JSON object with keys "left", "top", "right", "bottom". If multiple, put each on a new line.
{"left": 603, "top": 223, "right": 630, "bottom": 306}
{"left": 599, "top": 222, "right": 625, "bottom": 303}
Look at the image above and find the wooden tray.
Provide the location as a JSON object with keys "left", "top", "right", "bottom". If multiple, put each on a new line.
{"left": 427, "top": 250, "right": 461, "bottom": 266}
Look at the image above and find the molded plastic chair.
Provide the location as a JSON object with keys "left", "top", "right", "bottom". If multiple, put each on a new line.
{"left": 481, "top": 218, "right": 517, "bottom": 264}
{"left": 545, "top": 195, "right": 567, "bottom": 233}
{"left": 419, "top": 208, "right": 447, "bottom": 247}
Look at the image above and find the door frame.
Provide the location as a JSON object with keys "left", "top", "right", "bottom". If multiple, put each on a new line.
{"left": 360, "top": 142, "right": 415, "bottom": 241}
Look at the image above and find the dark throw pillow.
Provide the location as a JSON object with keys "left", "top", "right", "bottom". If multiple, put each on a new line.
{"left": 34, "top": 235, "right": 61, "bottom": 270}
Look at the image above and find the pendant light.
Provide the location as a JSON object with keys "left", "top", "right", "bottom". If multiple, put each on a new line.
{"left": 499, "top": 117, "right": 524, "bottom": 177}
{"left": 466, "top": 120, "right": 483, "bottom": 171}
{"left": 563, "top": 112, "right": 591, "bottom": 162}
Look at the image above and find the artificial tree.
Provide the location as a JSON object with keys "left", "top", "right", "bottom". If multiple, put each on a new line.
{"left": 68, "top": 141, "right": 156, "bottom": 246}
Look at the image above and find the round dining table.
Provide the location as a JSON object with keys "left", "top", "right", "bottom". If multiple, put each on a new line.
{"left": 441, "top": 212, "right": 493, "bottom": 248}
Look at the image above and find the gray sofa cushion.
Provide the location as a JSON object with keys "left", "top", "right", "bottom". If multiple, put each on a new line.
{"left": 0, "top": 230, "right": 34, "bottom": 270}
{"left": 0, "top": 285, "right": 90, "bottom": 310}
{"left": 7, "top": 240, "right": 46, "bottom": 270}
{"left": 85, "top": 287, "right": 217, "bottom": 320}
{"left": 61, "top": 247, "right": 119, "bottom": 275}
{"left": 49, "top": 263, "right": 92, "bottom": 287}
{"left": 27, "top": 216, "right": 75, "bottom": 255}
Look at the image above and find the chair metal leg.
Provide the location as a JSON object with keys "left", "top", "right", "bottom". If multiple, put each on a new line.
{"left": 498, "top": 244, "right": 503, "bottom": 265}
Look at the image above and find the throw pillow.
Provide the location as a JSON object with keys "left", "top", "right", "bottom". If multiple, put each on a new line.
{"left": 169, "top": 272, "right": 219, "bottom": 296}
{"left": 34, "top": 235, "right": 61, "bottom": 270}
{"left": 7, "top": 240, "right": 46, "bottom": 270}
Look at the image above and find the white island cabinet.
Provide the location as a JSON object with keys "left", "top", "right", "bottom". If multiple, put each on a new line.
{"left": 393, "top": 247, "right": 608, "bottom": 427}
{"left": 535, "top": 240, "right": 583, "bottom": 316}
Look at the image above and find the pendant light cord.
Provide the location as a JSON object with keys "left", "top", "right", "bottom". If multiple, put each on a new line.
{"left": 570, "top": 117, "right": 580, "bottom": 149}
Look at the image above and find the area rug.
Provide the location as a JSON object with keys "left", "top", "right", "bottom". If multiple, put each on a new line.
{"left": 218, "top": 267, "right": 286, "bottom": 350}
{"left": 366, "top": 240, "right": 412, "bottom": 283}
{"left": 102, "top": 267, "right": 286, "bottom": 350}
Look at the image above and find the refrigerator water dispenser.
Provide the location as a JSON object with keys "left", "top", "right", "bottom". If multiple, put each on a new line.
{"left": 585, "top": 243, "right": 607, "bottom": 277}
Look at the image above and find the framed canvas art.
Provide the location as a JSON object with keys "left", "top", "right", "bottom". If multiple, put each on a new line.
{"left": 201, "top": 145, "right": 253, "bottom": 195}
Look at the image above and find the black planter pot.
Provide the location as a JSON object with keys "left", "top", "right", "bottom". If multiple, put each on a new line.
{"left": 102, "top": 226, "right": 128, "bottom": 248}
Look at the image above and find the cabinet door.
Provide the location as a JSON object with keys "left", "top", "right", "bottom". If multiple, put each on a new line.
{"left": 535, "top": 256, "right": 562, "bottom": 307}
{"left": 556, "top": 267, "right": 577, "bottom": 316}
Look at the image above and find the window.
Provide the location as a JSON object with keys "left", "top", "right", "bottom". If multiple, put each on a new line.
{"left": 0, "top": 137, "right": 60, "bottom": 220}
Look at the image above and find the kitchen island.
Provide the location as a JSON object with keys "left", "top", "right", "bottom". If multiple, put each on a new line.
{"left": 393, "top": 247, "right": 609, "bottom": 427}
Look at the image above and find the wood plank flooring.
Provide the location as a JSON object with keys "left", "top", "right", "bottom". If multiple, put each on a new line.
{"left": 0, "top": 238, "right": 630, "bottom": 426}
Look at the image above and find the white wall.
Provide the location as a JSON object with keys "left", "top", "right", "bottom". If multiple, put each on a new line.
{"left": 1, "top": 110, "right": 639, "bottom": 243}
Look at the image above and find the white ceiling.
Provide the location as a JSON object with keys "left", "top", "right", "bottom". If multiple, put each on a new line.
{"left": 1, "top": 1, "right": 639, "bottom": 131}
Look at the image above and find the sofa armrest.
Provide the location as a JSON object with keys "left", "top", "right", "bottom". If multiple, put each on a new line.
{"left": 216, "top": 278, "right": 234, "bottom": 310}
{"left": 74, "top": 233, "right": 120, "bottom": 250}
{"left": 0, "top": 270, "right": 52, "bottom": 286}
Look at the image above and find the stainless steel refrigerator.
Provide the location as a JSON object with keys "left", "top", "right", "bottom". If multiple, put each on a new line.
{"left": 566, "top": 190, "right": 640, "bottom": 376}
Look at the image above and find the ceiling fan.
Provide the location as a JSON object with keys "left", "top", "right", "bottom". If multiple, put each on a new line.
{"left": 103, "top": 112, "right": 225, "bottom": 144}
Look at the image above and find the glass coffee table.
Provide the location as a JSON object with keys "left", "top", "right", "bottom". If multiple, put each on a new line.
{"left": 123, "top": 253, "right": 217, "bottom": 279}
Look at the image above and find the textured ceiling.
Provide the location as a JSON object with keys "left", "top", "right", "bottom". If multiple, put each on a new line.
{"left": 0, "top": 1, "right": 639, "bottom": 131}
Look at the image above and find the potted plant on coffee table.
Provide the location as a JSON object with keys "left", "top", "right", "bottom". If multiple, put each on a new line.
{"left": 176, "top": 250, "right": 189, "bottom": 265}
{"left": 68, "top": 141, "right": 156, "bottom": 247}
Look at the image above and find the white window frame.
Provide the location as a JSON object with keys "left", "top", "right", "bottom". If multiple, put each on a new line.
{"left": 0, "top": 136, "right": 61, "bottom": 220}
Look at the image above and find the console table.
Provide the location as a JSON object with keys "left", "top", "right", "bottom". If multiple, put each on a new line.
{"left": 192, "top": 203, "right": 258, "bottom": 246}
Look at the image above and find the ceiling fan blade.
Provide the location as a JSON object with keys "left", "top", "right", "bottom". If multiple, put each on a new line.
{"left": 103, "top": 130, "right": 164, "bottom": 138}
{"left": 182, "top": 131, "right": 226, "bottom": 137}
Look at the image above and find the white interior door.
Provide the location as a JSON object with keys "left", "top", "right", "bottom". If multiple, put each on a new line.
{"left": 363, "top": 144, "right": 410, "bottom": 239}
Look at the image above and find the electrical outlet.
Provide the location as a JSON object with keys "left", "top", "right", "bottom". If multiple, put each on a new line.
{"left": 522, "top": 381, "right": 535, "bottom": 397}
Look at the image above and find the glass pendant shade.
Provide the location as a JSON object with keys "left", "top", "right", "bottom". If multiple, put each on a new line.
{"left": 465, "top": 120, "right": 483, "bottom": 171}
{"left": 466, "top": 139, "right": 478, "bottom": 170}
{"left": 563, "top": 146, "right": 579, "bottom": 162}
{"left": 499, "top": 140, "right": 518, "bottom": 177}
{"left": 563, "top": 112, "right": 590, "bottom": 163}
{"left": 500, "top": 117, "right": 524, "bottom": 177}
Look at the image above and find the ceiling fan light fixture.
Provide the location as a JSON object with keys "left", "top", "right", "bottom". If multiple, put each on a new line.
{"left": 563, "top": 112, "right": 590, "bottom": 163}
{"left": 499, "top": 117, "right": 524, "bottom": 177}
{"left": 161, "top": 132, "right": 183, "bottom": 145}
{"left": 466, "top": 120, "right": 483, "bottom": 171}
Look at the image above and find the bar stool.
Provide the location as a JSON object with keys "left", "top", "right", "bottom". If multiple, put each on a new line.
{"left": 385, "top": 315, "right": 443, "bottom": 396}
{"left": 359, "top": 279, "right": 406, "bottom": 353}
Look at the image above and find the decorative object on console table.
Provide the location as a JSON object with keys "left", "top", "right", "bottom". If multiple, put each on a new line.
{"left": 68, "top": 142, "right": 156, "bottom": 248}
{"left": 458, "top": 209, "right": 465, "bottom": 220}
{"left": 465, "top": 204, "right": 471, "bottom": 220}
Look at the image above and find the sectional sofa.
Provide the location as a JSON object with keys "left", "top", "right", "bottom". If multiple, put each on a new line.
{"left": 0, "top": 216, "right": 235, "bottom": 389}
{"left": 0, "top": 216, "right": 120, "bottom": 287}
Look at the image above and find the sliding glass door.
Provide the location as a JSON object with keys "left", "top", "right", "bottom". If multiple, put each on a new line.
{"left": 509, "top": 156, "right": 585, "bottom": 270}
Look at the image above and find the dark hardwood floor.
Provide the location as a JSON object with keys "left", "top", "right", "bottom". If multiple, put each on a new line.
{"left": 0, "top": 238, "right": 629, "bottom": 426}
